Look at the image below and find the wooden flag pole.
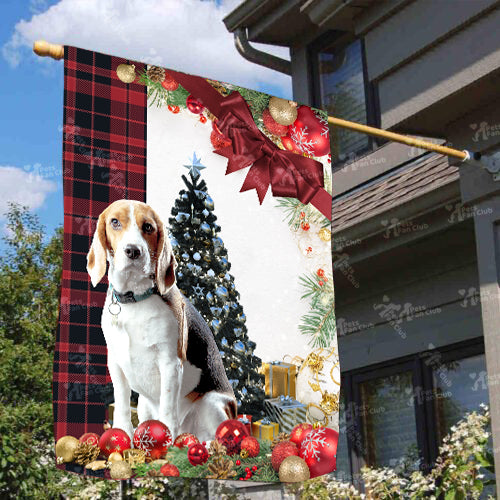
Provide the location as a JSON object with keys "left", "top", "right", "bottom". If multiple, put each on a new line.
{"left": 32, "top": 40, "right": 478, "bottom": 163}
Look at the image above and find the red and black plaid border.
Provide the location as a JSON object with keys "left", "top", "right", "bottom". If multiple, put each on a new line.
{"left": 54, "top": 47, "right": 146, "bottom": 463}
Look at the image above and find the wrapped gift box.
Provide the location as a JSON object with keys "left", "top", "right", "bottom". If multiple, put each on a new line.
{"left": 108, "top": 402, "right": 139, "bottom": 428}
{"left": 264, "top": 396, "right": 307, "bottom": 434}
{"left": 238, "top": 414, "right": 252, "bottom": 435}
{"left": 251, "top": 418, "right": 279, "bottom": 440}
{"left": 262, "top": 361, "right": 296, "bottom": 398}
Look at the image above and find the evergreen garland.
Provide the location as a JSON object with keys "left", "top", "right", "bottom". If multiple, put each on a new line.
{"left": 298, "top": 272, "right": 335, "bottom": 348}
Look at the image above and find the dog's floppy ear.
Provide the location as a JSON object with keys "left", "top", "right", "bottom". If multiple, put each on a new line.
{"left": 87, "top": 211, "right": 109, "bottom": 287}
{"left": 154, "top": 217, "right": 177, "bottom": 296}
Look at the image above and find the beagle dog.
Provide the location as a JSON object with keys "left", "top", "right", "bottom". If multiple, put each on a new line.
{"left": 87, "top": 199, "right": 236, "bottom": 441}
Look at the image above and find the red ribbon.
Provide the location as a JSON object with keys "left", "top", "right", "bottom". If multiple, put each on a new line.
{"left": 165, "top": 69, "right": 332, "bottom": 221}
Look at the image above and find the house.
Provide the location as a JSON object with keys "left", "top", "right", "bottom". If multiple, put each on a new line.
{"left": 224, "top": 0, "right": 500, "bottom": 489}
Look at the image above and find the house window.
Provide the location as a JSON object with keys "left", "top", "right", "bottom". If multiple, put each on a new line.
{"left": 338, "top": 340, "right": 488, "bottom": 481}
{"left": 310, "top": 35, "right": 378, "bottom": 167}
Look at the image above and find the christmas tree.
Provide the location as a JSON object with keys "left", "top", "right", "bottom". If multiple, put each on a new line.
{"left": 169, "top": 153, "right": 265, "bottom": 417}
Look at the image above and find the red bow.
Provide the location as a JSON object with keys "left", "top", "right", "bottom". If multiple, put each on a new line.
{"left": 165, "top": 70, "right": 332, "bottom": 220}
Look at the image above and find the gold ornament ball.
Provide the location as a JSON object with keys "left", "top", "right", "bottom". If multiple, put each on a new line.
{"left": 116, "top": 64, "right": 136, "bottom": 84}
{"left": 279, "top": 455, "right": 310, "bottom": 483}
{"left": 268, "top": 97, "right": 298, "bottom": 126}
{"left": 55, "top": 435, "right": 80, "bottom": 463}
{"left": 108, "top": 452, "right": 123, "bottom": 462}
{"left": 319, "top": 227, "right": 331, "bottom": 242}
{"left": 109, "top": 461, "right": 133, "bottom": 480}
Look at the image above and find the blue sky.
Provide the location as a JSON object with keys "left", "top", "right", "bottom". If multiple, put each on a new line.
{"left": 0, "top": 0, "right": 291, "bottom": 246}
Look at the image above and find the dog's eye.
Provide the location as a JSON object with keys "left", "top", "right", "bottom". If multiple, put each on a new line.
{"left": 111, "top": 218, "right": 121, "bottom": 229}
{"left": 143, "top": 222, "right": 154, "bottom": 234}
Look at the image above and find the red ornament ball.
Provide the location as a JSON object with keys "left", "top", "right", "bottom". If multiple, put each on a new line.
{"left": 174, "top": 433, "right": 199, "bottom": 449}
{"left": 299, "top": 427, "right": 339, "bottom": 478}
{"left": 271, "top": 441, "right": 299, "bottom": 472}
{"left": 262, "top": 108, "right": 288, "bottom": 137}
{"left": 215, "top": 419, "right": 249, "bottom": 456}
{"left": 210, "top": 130, "right": 231, "bottom": 150}
{"left": 133, "top": 420, "right": 172, "bottom": 460}
{"left": 240, "top": 436, "right": 260, "bottom": 457}
{"left": 186, "top": 94, "right": 204, "bottom": 114}
{"left": 161, "top": 72, "right": 179, "bottom": 91}
{"left": 281, "top": 135, "right": 302, "bottom": 154}
{"left": 160, "top": 463, "right": 180, "bottom": 477}
{"left": 187, "top": 443, "right": 209, "bottom": 466}
{"left": 290, "top": 423, "right": 313, "bottom": 447}
{"left": 79, "top": 432, "right": 100, "bottom": 446}
{"left": 98, "top": 428, "right": 131, "bottom": 458}
{"left": 286, "top": 106, "right": 330, "bottom": 157}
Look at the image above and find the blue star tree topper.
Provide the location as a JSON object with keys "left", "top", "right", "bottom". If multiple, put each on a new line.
{"left": 184, "top": 152, "right": 206, "bottom": 180}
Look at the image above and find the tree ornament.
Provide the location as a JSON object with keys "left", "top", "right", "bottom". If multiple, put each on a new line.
{"left": 98, "top": 428, "right": 131, "bottom": 458}
{"left": 79, "top": 432, "right": 100, "bottom": 446}
{"left": 262, "top": 108, "right": 288, "bottom": 136}
{"left": 85, "top": 460, "right": 107, "bottom": 471}
{"left": 318, "top": 227, "right": 331, "bottom": 242}
{"left": 108, "top": 452, "right": 123, "bottom": 463}
{"left": 133, "top": 420, "right": 172, "bottom": 460}
{"left": 271, "top": 432, "right": 291, "bottom": 450}
{"left": 74, "top": 442, "right": 100, "bottom": 466}
{"left": 240, "top": 436, "right": 260, "bottom": 457}
{"left": 268, "top": 96, "right": 298, "bottom": 126}
{"left": 207, "top": 456, "right": 237, "bottom": 479}
{"left": 299, "top": 426, "right": 338, "bottom": 478}
{"left": 174, "top": 432, "right": 199, "bottom": 449}
{"left": 279, "top": 455, "right": 310, "bottom": 482}
{"left": 289, "top": 423, "right": 313, "bottom": 447}
{"left": 109, "top": 461, "right": 132, "bottom": 479}
{"left": 116, "top": 64, "right": 136, "bottom": 84}
{"left": 160, "top": 463, "right": 180, "bottom": 477}
{"left": 240, "top": 448, "right": 249, "bottom": 459}
{"left": 287, "top": 106, "right": 330, "bottom": 157}
{"left": 186, "top": 95, "right": 204, "bottom": 114}
{"left": 210, "top": 129, "right": 231, "bottom": 150}
{"left": 161, "top": 72, "right": 179, "bottom": 91}
{"left": 271, "top": 441, "right": 299, "bottom": 471}
{"left": 146, "top": 65, "right": 165, "bottom": 83}
{"left": 215, "top": 419, "right": 249, "bottom": 456}
{"left": 123, "top": 448, "right": 146, "bottom": 466}
{"left": 187, "top": 443, "right": 209, "bottom": 466}
{"left": 208, "top": 439, "right": 227, "bottom": 457}
{"left": 55, "top": 435, "right": 80, "bottom": 463}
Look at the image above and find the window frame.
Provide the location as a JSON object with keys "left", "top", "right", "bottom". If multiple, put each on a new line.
{"left": 339, "top": 337, "right": 486, "bottom": 482}
{"left": 308, "top": 31, "right": 381, "bottom": 170}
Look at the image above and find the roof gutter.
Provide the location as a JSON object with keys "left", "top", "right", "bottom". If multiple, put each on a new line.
{"left": 234, "top": 28, "right": 292, "bottom": 75}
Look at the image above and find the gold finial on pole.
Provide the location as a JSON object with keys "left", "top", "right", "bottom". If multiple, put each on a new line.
{"left": 33, "top": 40, "right": 64, "bottom": 60}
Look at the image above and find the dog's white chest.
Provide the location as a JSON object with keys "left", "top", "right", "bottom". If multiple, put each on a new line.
{"left": 102, "top": 295, "right": 179, "bottom": 394}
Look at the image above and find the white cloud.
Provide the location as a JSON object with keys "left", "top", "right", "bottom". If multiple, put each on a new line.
{"left": 2, "top": 0, "right": 292, "bottom": 97}
{"left": 0, "top": 166, "right": 57, "bottom": 218}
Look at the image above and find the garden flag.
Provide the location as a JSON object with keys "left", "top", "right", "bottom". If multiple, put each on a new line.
{"left": 54, "top": 46, "right": 339, "bottom": 482}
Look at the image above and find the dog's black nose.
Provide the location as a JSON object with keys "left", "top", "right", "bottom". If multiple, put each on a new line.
{"left": 124, "top": 244, "right": 141, "bottom": 260}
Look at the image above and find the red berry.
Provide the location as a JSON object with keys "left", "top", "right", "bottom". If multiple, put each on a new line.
{"left": 167, "top": 105, "right": 173, "bottom": 112}
{"left": 252, "top": 465, "right": 258, "bottom": 471}
{"left": 301, "top": 222, "right": 310, "bottom": 231}
{"left": 300, "top": 211, "right": 305, "bottom": 219}
{"left": 319, "top": 281, "right": 324, "bottom": 286}
{"left": 200, "top": 115, "right": 207, "bottom": 124}
{"left": 235, "top": 459, "right": 241, "bottom": 466}
{"left": 245, "top": 467, "right": 250, "bottom": 472}
{"left": 172, "top": 106, "right": 180, "bottom": 114}
{"left": 239, "top": 477, "right": 244, "bottom": 481}
{"left": 317, "top": 268, "right": 325, "bottom": 277}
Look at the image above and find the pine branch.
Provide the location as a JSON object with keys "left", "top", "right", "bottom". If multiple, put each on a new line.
{"left": 299, "top": 299, "right": 336, "bottom": 348}
{"left": 276, "top": 197, "right": 330, "bottom": 229}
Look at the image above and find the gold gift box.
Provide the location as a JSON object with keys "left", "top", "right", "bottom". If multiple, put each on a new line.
{"left": 251, "top": 419, "right": 279, "bottom": 440}
{"left": 108, "top": 402, "right": 139, "bottom": 428}
{"left": 262, "top": 361, "right": 296, "bottom": 398}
